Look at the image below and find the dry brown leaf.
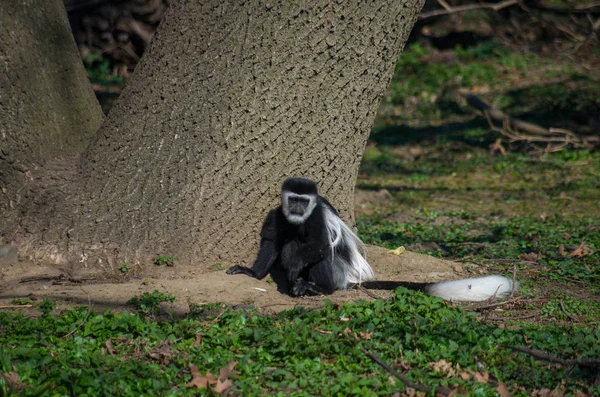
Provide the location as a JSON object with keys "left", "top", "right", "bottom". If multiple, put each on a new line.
{"left": 2, "top": 372, "right": 19, "bottom": 386}
{"left": 105, "top": 339, "right": 115, "bottom": 356}
{"left": 496, "top": 383, "right": 513, "bottom": 397}
{"left": 569, "top": 240, "right": 591, "bottom": 257}
{"left": 213, "top": 378, "right": 233, "bottom": 394}
{"left": 388, "top": 375, "right": 396, "bottom": 386}
{"left": 359, "top": 330, "right": 373, "bottom": 340}
{"left": 519, "top": 252, "right": 540, "bottom": 262}
{"left": 558, "top": 244, "right": 566, "bottom": 257}
{"left": 341, "top": 328, "right": 358, "bottom": 339}
{"left": 470, "top": 371, "right": 489, "bottom": 383}
{"left": 459, "top": 372, "right": 470, "bottom": 380}
{"left": 185, "top": 365, "right": 218, "bottom": 389}
{"left": 431, "top": 359, "right": 455, "bottom": 377}
{"left": 218, "top": 360, "right": 238, "bottom": 382}
{"left": 193, "top": 335, "right": 202, "bottom": 346}
{"left": 448, "top": 389, "right": 459, "bottom": 397}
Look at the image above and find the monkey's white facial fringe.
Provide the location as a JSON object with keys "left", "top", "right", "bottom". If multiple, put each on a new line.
{"left": 323, "top": 206, "right": 374, "bottom": 288}
{"left": 282, "top": 192, "right": 317, "bottom": 224}
{"left": 425, "top": 275, "right": 520, "bottom": 302}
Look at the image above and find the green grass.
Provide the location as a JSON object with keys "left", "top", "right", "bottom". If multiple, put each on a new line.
{"left": 17, "top": 22, "right": 599, "bottom": 397}
{"left": 2, "top": 290, "right": 599, "bottom": 396}
{"left": 380, "top": 40, "right": 599, "bottom": 132}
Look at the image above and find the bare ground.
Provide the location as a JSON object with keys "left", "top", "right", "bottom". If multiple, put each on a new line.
{"left": 0, "top": 246, "right": 465, "bottom": 316}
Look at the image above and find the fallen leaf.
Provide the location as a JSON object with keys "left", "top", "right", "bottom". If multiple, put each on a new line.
{"left": 359, "top": 330, "right": 373, "bottom": 340}
{"left": 496, "top": 383, "right": 513, "bottom": 397}
{"left": 519, "top": 252, "right": 540, "bottom": 262}
{"left": 185, "top": 365, "right": 218, "bottom": 389}
{"left": 218, "top": 360, "right": 238, "bottom": 381}
{"left": 473, "top": 371, "right": 489, "bottom": 383}
{"left": 213, "top": 378, "right": 232, "bottom": 393}
{"left": 105, "top": 339, "right": 115, "bottom": 356}
{"left": 558, "top": 244, "right": 566, "bottom": 257}
{"left": 388, "top": 376, "right": 396, "bottom": 386}
{"left": 459, "top": 372, "right": 470, "bottom": 380}
{"left": 388, "top": 246, "right": 406, "bottom": 256}
{"left": 569, "top": 240, "right": 591, "bottom": 257}
{"left": 2, "top": 372, "right": 19, "bottom": 386}
{"left": 431, "top": 359, "right": 455, "bottom": 377}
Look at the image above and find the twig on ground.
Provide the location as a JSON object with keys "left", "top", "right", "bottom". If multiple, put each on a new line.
{"left": 559, "top": 299, "right": 579, "bottom": 321}
{"left": 471, "top": 294, "right": 530, "bottom": 311}
{"left": 63, "top": 289, "right": 92, "bottom": 338}
{"left": 487, "top": 312, "right": 540, "bottom": 321}
{"left": 362, "top": 349, "right": 452, "bottom": 396}
{"left": 505, "top": 345, "right": 600, "bottom": 367}
{"left": 482, "top": 259, "right": 538, "bottom": 265}
{"left": 420, "top": 0, "right": 519, "bottom": 19}
{"left": 0, "top": 305, "right": 34, "bottom": 309}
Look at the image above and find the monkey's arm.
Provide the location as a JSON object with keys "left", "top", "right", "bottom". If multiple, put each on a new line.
{"left": 226, "top": 211, "right": 279, "bottom": 280}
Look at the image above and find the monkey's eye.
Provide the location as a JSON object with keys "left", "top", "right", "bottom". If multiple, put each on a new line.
{"left": 288, "top": 196, "right": 309, "bottom": 215}
{"left": 289, "top": 197, "right": 309, "bottom": 206}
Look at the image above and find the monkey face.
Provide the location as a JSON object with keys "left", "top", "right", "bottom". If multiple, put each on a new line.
{"left": 288, "top": 195, "right": 310, "bottom": 216}
{"left": 282, "top": 192, "right": 317, "bottom": 224}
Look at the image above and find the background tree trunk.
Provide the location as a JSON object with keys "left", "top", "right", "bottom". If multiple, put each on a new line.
{"left": 17, "top": 0, "right": 425, "bottom": 271}
{"left": 0, "top": 0, "right": 104, "bottom": 231}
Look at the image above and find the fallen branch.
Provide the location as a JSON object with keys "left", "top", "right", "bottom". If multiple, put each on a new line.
{"left": 420, "top": 0, "right": 519, "bottom": 19}
{"left": 0, "top": 305, "right": 34, "bottom": 309}
{"left": 559, "top": 299, "right": 579, "bottom": 322}
{"left": 470, "top": 294, "right": 531, "bottom": 311}
{"left": 505, "top": 345, "right": 600, "bottom": 367}
{"left": 459, "top": 90, "right": 592, "bottom": 152}
{"left": 63, "top": 290, "right": 92, "bottom": 338}
{"left": 362, "top": 349, "right": 452, "bottom": 396}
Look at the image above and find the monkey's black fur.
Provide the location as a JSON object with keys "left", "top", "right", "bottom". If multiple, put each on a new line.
{"left": 227, "top": 177, "right": 519, "bottom": 301}
{"left": 227, "top": 178, "right": 368, "bottom": 296}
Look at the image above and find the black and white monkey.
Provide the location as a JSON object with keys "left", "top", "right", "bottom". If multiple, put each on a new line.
{"left": 227, "top": 177, "right": 518, "bottom": 300}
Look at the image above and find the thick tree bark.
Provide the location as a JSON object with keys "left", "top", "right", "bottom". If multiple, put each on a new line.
{"left": 12, "top": 0, "right": 424, "bottom": 271}
{"left": 0, "top": 0, "right": 103, "bottom": 225}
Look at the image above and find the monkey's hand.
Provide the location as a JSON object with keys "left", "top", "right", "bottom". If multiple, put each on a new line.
{"left": 290, "top": 279, "right": 329, "bottom": 297}
{"left": 226, "top": 266, "right": 257, "bottom": 278}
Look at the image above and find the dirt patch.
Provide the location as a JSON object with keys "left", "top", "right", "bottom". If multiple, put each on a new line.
{"left": 0, "top": 246, "right": 465, "bottom": 315}
{"left": 354, "top": 189, "right": 394, "bottom": 216}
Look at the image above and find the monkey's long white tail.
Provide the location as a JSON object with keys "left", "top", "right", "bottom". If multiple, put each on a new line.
{"left": 425, "top": 275, "right": 519, "bottom": 302}
{"left": 323, "top": 206, "right": 374, "bottom": 286}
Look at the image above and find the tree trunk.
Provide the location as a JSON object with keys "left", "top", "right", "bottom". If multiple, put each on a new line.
{"left": 0, "top": 0, "right": 103, "bottom": 228}
{"left": 14, "top": 0, "right": 424, "bottom": 271}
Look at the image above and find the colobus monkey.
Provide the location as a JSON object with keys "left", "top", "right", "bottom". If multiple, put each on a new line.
{"left": 227, "top": 177, "right": 518, "bottom": 300}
